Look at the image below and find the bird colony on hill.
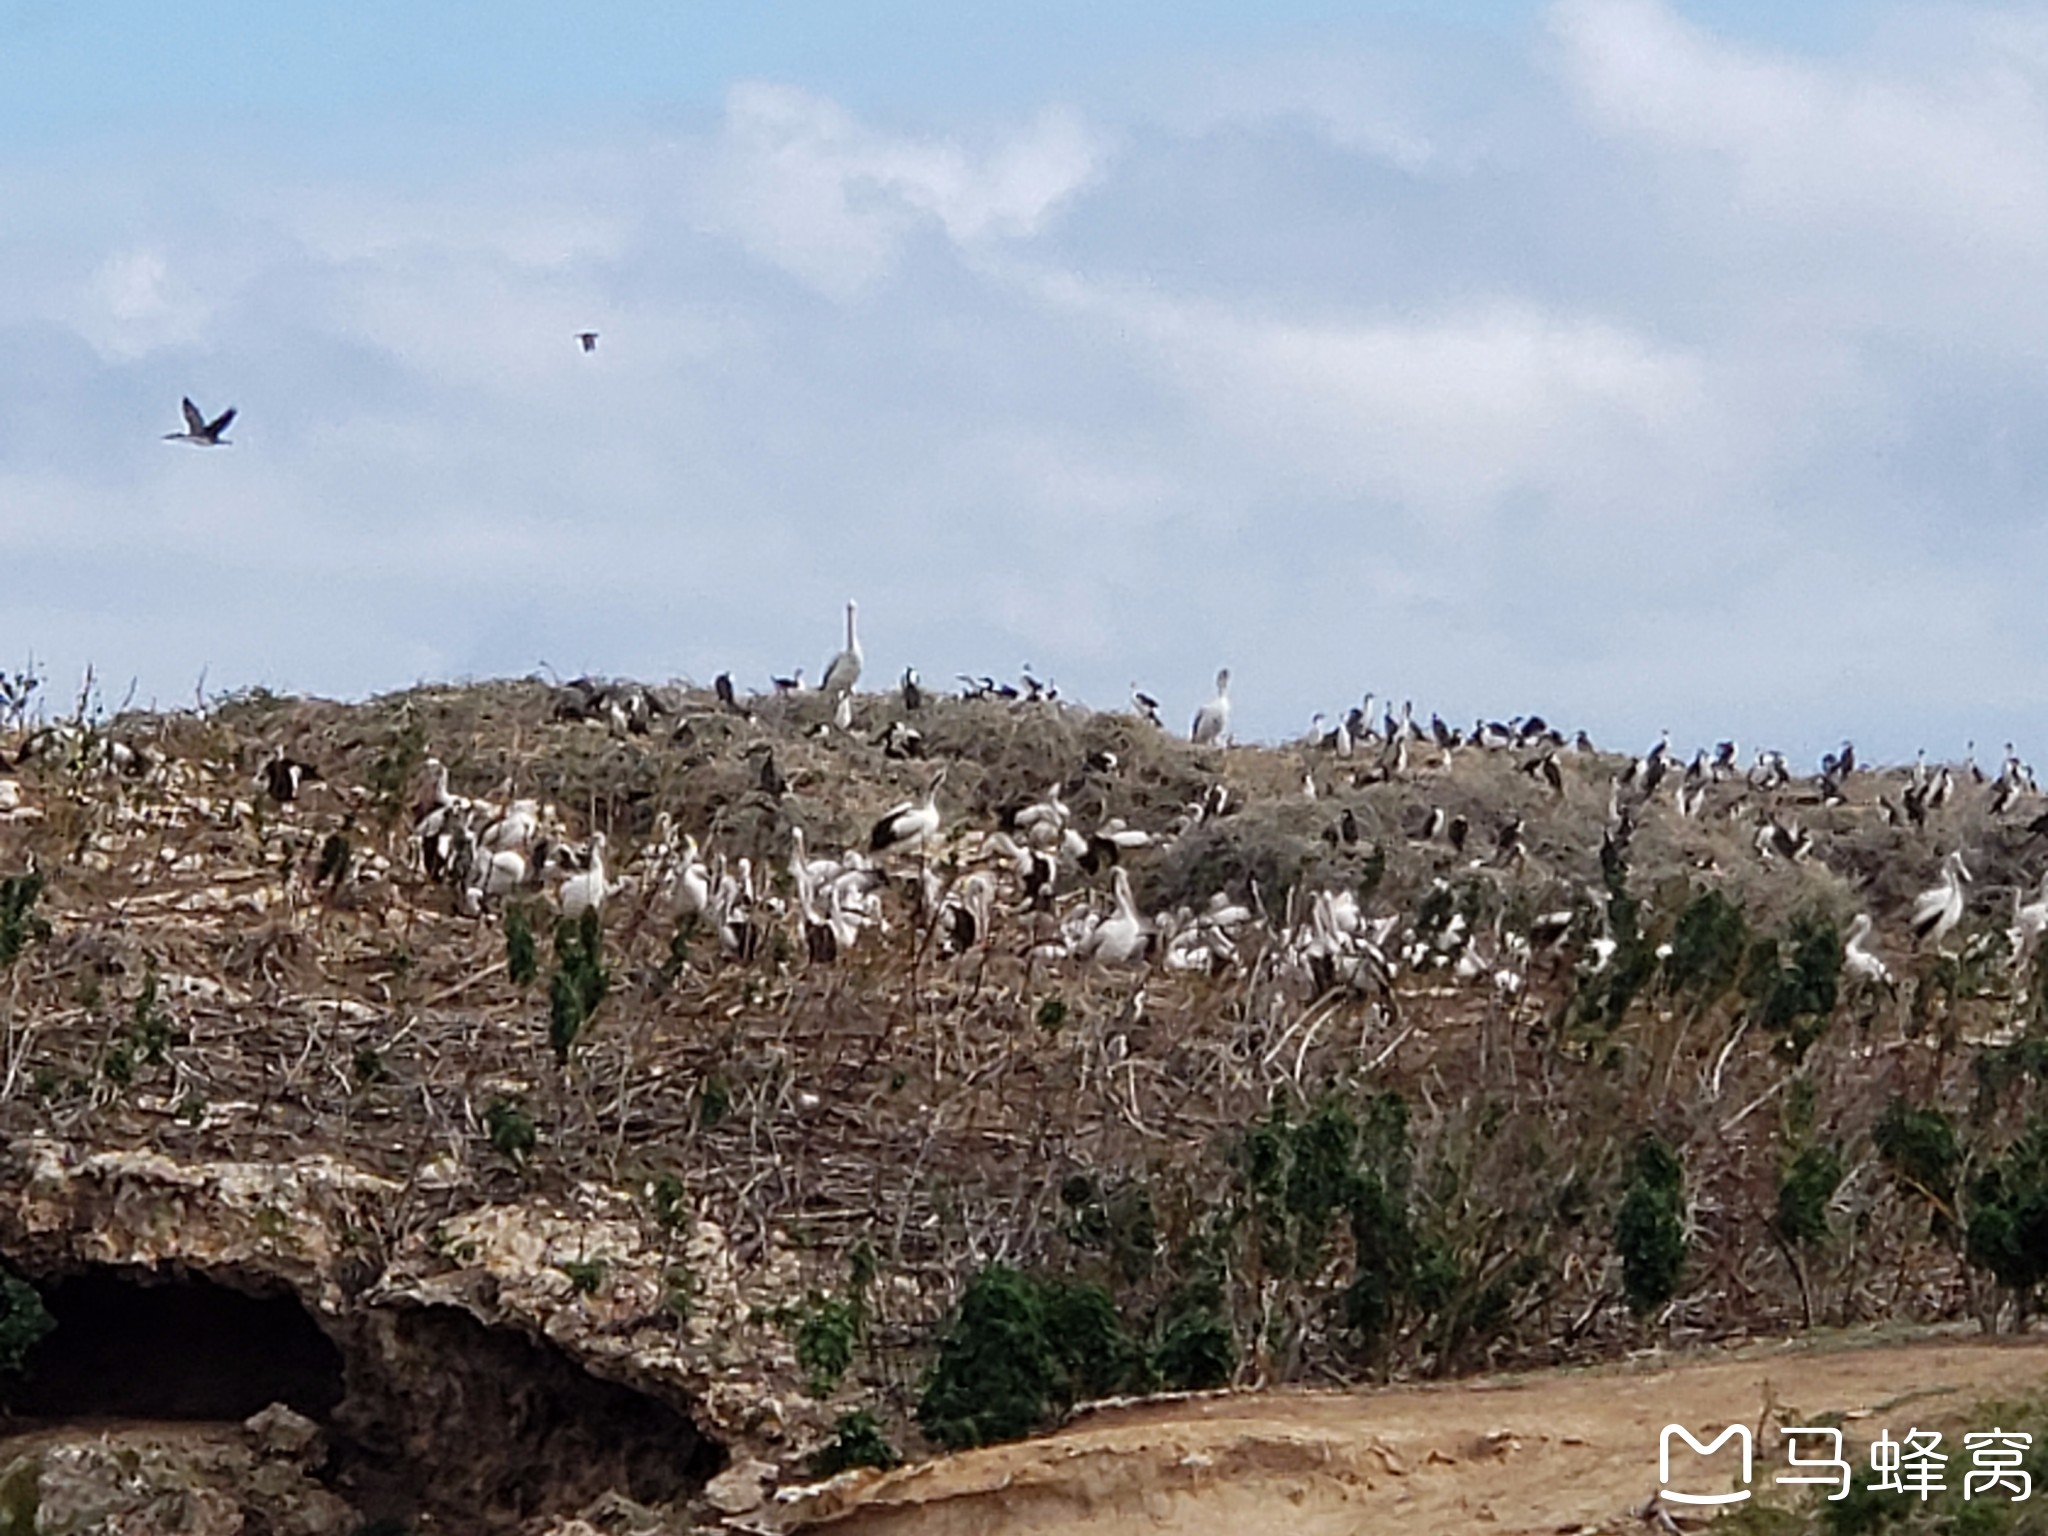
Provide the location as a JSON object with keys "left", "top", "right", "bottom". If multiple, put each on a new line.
{"left": 5, "top": 598, "right": 2045, "bottom": 1029}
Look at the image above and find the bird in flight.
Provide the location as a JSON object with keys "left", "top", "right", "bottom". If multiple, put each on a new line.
{"left": 577, "top": 332, "right": 599, "bottom": 353}
{"left": 164, "top": 397, "right": 235, "bottom": 446}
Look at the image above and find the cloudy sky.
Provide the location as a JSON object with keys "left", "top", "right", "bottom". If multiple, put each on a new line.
{"left": 4, "top": 0, "right": 2044, "bottom": 764}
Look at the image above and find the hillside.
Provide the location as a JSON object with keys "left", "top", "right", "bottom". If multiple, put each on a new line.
{"left": 0, "top": 672, "right": 2044, "bottom": 1532}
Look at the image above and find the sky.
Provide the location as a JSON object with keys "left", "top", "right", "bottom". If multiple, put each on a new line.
{"left": 3, "top": 0, "right": 2045, "bottom": 766}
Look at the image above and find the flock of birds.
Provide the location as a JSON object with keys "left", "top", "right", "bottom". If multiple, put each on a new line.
{"left": 230, "top": 595, "right": 2048, "bottom": 1018}
{"left": 9, "top": 584, "right": 2048, "bottom": 1014}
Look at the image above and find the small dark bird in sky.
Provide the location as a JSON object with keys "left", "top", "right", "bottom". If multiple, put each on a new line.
{"left": 164, "top": 397, "right": 235, "bottom": 446}
{"left": 577, "top": 331, "right": 599, "bottom": 353}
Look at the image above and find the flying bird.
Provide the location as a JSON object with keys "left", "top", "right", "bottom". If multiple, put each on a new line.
{"left": 577, "top": 331, "right": 599, "bottom": 353}
{"left": 164, "top": 397, "right": 235, "bottom": 446}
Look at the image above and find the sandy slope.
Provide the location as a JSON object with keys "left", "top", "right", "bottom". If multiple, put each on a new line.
{"left": 783, "top": 1329, "right": 2048, "bottom": 1534}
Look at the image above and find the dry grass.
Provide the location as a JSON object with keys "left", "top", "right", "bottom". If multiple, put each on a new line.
{"left": 2, "top": 676, "right": 2045, "bottom": 1446}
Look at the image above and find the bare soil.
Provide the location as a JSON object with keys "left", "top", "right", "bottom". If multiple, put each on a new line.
{"left": 786, "top": 1328, "right": 2048, "bottom": 1534}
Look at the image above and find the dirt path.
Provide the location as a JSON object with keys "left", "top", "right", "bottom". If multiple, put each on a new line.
{"left": 782, "top": 1328, "right": 2048, "bottom": 1534}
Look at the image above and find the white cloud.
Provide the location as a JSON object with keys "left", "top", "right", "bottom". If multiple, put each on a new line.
{"left": 1036, "top": 274, "right": 1718, "bottom": 527}
{"left": 1551, "top": 0, "right": 2048, "bottom": 260}
{"left": 686, "top": 83, "right": 1107, "bottom": 297}
{"left": 74, "top": 247, "right": 211, "bottom": 360}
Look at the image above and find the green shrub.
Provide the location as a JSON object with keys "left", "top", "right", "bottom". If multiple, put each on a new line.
{"left": 548, "top": 909, "right": 608, "bottom": 1062}
{"left": 810, "top": 1409, "right": 902, "bottom": 1477}
{"left": 483, "top": 1099, "right": 537, "bottom": 1162}
{"left": 505, "top": 902, "right": 538, "bottom": 987}
{"left": 0, "top": 871, "right": 49, "bottom": 971}
{"left": 797, "top": 1295, "right": 862, "bottom": 1396}
{"left": 1968, "top": 1117, "right": 2048, "bottom": 1317}
{"left": 1874, "top": 1097, "right": 1960, "bottom": 1239}
{"left": 1615, "top": 1135, "right": 1686, "bottom": 1319}
{"left": 916, "top": 1266, "right": 1147, "bottom": 1450}
{"left": 1777, "top": 1144, "right": 1845, "bottom": 1247}
{"left": 1664, "top": 887, "right": 1750, "bottom": 1004}
{"left": 0, "top": 1269, "right": 54, "bottom": 1382}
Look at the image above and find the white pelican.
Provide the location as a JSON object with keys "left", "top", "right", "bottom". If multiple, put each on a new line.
{"left": 2008, "top": 873, "right": 2048, "bottom": 973}
{"left": 1190, "top": 669, "right": 1231, "bottom": 745}
{"left": 821, "top": 600, "right": 863, "bottom": 697}
{"left": 665, "top": 835, "right": 711, "bottom": 918}
{"left": 1911, "top": 850, "right": 1972, "bottom": 948}
{"left": 1076, "top": 867, "right": 1148, "bottom": 964}
{"left": 869, "top": 766, "right": 946, "bottom": 856}
{"left": 1843, "top": 914, "right": 1893, "bottom": 989}
{"left": 459, "top": 848, "right": 529, "bottom": 914}
{"left": 163, "top": 396, "right": 234, "bottom": 446}
{"left": 558, "top": 833, "right": 614, "bottom": 921}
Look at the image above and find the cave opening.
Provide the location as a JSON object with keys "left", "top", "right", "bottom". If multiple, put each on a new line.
{"left": 0, "top": 1261, "right": 726, "bottom": 1531}
{"left": 3, "top": 1266, "right": 344, "bottom": 1422}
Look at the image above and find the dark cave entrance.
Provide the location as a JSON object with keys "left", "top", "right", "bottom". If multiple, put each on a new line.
{"left": 4, "top": 1267, "right": 344, "bottom": 1422}
{"left": 0, "top": 1261, "right": 725, "bottom": 1532}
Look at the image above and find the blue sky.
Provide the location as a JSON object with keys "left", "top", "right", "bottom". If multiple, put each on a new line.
{"left": 3, "top": 1, "right": 2043, "bottom": 763}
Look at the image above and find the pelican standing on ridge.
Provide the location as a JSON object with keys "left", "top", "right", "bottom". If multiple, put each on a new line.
{"left": 1190, "top": 669, "right": 1232, "bottom": 746}
{"left": 1911, "top": 850, "right": 1972, "bottom": 948}
{"left": 821, "top": 601, "right": 863, "bottom": 698}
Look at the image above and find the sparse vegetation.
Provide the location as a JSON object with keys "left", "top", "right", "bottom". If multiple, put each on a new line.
{"left": 0, "top": 1268, "right": 54, "bottom": 1383}
{"left": 3, "top": 673, "right": 2048, "bottom": 1473}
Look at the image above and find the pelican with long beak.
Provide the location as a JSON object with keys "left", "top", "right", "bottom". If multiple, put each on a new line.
{"left": 1911, "top": 850, "right": 1972, "bottom": 949}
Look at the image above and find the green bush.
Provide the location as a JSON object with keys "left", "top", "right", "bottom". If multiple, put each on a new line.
{"left": 916, "top": 1266, "right": 1147, "bottom": 1450}
{"left": 548, "top": 909, "right": 609, "bottom": 1062}
{"left": 1615, "top": 1135, "right": 1686, "bottom": 1319}
{"left": 0, "top": 871, "right": 49, "bottom": 971}
{"left": 1777, "top": 1144, "right": 1845, "bottom": 1247}
{"left": 797, "top": 1295, "right": 862, "bottom": 1397}
{"left": 810, "top": 1409, "right": 902, "bottom": 1477}
{"left": 483, "top": 1099, "right": 537, "bottom": 1162}
{"left": 1968, "top": 1117, "right": 2048, "bottom": 1317}
{"left": 1874, "top": 1097, "right": 1960, "bottom": 1239}
{"left": 0, "top": 1269, "right": 54, "bottom": 1382}
{"left": 1664, "top": 887, "right": 1750, "bottom": 1004}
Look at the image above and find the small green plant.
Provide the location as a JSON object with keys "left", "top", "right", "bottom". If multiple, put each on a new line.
{"left": 797, "top": 1294, "right": 862, "bottom": 1396}
{"left": 1615, "top": 1135, "right": 1687, "bottom": 1319}
{"left": 101, "top": 1039, "right": 135, "bottom": 1086}
{"left": 0, "top": 1268, "right": 55, "bottom": 1381}
{"left": 809, "top": 1409, "right": 902, "bottom": 1477}
{"left": 697, "top": 1076, "right": 731, "bottom": 1128}
{"left": 559, "top": 1258, "right": 606, "bottom": 1296}
{"left": 1036, "top": 997, "right": 1068, "bottom": 1030}
{"left": 648, "top": 1172, "right": 689, "bottom": 1230}
{"left": 352, "top": 1047, "right": 387, "bottom": 1085}
{"left": 131, "top": 969, "right": 173, "bottom": 1065}
{"left": 483, "top": 1099, "right": 537, "bottom": 1162}
{"left": 504, "top": 902, "right": 538, "bottom": 987}
{"left": 0, "top": 871, "right": 50, "bottom": 970}
{"left": 548, "top": 910, "right": 609, "bottom": 1062}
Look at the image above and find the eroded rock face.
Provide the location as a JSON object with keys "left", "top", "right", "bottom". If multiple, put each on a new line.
{"left": 0, "top": 1425, "right": 358, "bottom": 1536}
{"left": 0, "top": 1133, "right": 840, "bottom": 1532}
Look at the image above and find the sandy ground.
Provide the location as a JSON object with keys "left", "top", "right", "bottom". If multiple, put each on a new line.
{"left": 781, "top": 1328, "right": 2048, "bottom": 1534}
